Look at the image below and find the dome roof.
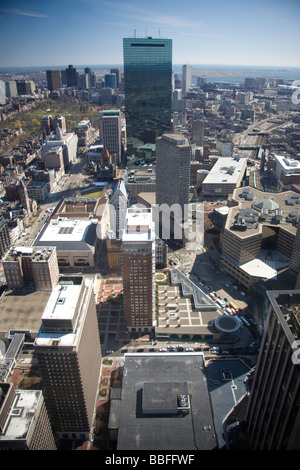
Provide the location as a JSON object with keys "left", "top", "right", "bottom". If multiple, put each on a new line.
{"left": 214, "top": 315, "right": 240, "bottom": 334}
{"left": 254, "top": 198, "right": 279, "bottom": 211}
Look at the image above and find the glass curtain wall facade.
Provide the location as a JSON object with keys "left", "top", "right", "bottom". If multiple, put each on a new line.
{"left": 123, "top": 37, "right": 172, "bottom": 164}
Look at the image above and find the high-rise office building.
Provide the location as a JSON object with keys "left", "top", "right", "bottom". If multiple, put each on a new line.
{"left": 123, "top": 36, "right": 172, "bottom": 160}
{"left": 100, "top": 109, "right": 123, "bottom": 165}
{"left": 105, "top": 73, "right": 117, "bottom": 90}
{"left": 121, "top": 207, "right": 156, "bottom": 333}
{"left": 0, "top": 80, "right": 5, "bottom": 105}
{"left": 34, "top": 276, "right": 102, "bottom": 441}
{"left": 245, "top": 290, "right": 300, "bottom": 450}
{"left": 46, "top": 70, "right": 61, "bottom": 91}
{"left": 155, "top": 133, "right": 191, "bottom": 244}
{"left": 110, "top": 68, "right": 121, "bottom": 89}
{"left": 16, "top": 80, "right": 35, "bottom": 95}
{"left": 65, "top": 65, "right": 78, "bottom": 87}
{"left": 84, "top": 68, "right": 96, "bottom": 88}
{"left": 5, "top": 81, "right": 18, "bottom": 98}
{"left": 191, "top": 118, "right": 205, "bottom": 146}
{"left": 182, "top": 64, "right": 192, "bottom": 94}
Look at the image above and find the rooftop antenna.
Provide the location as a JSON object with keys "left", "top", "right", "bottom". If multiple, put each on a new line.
{"left": 134, "top": 29, "right": 136, "bottom": 38}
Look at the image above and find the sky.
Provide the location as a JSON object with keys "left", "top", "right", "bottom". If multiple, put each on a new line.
{"left": 0, "top": 0, "right": 300, "bottom": 69}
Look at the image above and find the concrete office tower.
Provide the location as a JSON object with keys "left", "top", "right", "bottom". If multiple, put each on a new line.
{"left": 34, "top": 276, "right": 102, "bottom": 441}
{"left": 123, "top": 36, "right": 172, "bottom": 160}
{"left": 106, "top": 179, "right": 128, "bottom": 271}
{"left": 245, "top": 290, "right": 300, "bottom": 450}
{"left": 16, "top": 80, "right": 35, "bottom": 95}
{"left": 182, "top": 64, "right": 192, "bottom": 94}
{"left": 0, "top": 81, "right": 5, "bottom": 105}
{"left": 0, "top": 384, "right": 57, "bottom": 450}
{"left": 100, "top": 110, "right": 123, "bottom": 166}
{"left": 5, "top": 81, "right": 18, "bottom": 98}
{"left": 121, "top": 207, "right": 156, "bottom": 333}
{"left": 109, "top": 179, "right": 128, "bottom": 240}
{"left": 84, "top": 68, "right": 96, "bottom": 88}
{"left": 192, "top": 118, "right": 205, "bottom": 146}
{"left": 46, "top": 70, "right": 61, "bottom": 91}
{"left": 155, "top": 134, "right": 191, "bottom": 244}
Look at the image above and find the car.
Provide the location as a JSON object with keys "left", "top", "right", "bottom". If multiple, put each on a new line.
{"left": 137, "top": 348, "right": 144, "bottom": 352}
{"left": 177, "top": 347, "right": 184, "bottom": 351}
{"left": 159, "top": 348, "right": 167, "bottom": 352}
{"left": 149, "top": 348, "right": 156, "bottom": 352}
{"left": 194, "top": 347, "right": 202, "bottom": 351}
{"left": 121, "top": 348, "right": 128, "bottom": 353}
{"left": 185, "top": 347, "right": 194, "bottom": 352}
{"left": 106, "top": 349, "right": 114, "bottom": 354}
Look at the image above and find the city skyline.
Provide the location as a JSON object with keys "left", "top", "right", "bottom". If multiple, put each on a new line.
{"left": 0, "top": 0, "right": 300, "bottom": 68}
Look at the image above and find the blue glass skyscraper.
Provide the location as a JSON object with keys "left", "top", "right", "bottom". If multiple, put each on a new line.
{"left": 123, "top": 37, "right": 172, "bottom": 162}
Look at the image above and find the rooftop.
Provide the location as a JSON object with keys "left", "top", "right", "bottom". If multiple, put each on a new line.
{"left": 34, "top": 218, "right": 97, "bottom": 251}
{"left": 202, "top": 157, "right": 247, "bottom": 185}
{"left": 0, "top": 290, "right": 51, "bottom": 334}
{"left": 0, "top": 387, "right": 43, "bottom": 444}
{"left": 109, "top": 353, "right": 217, "bottom": 450}
{"left": 226, "top": 187, "right": 299, "bottom": 238}
{"left": 34, "top": 276, "right": 94, "bottom": 348}
{"left": 122, "top": 207, "right": 155, "bottom": 243}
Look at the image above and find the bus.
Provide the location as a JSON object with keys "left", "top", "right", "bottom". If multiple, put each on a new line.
{"left": 240, "top": 316, "right": 250, "bottom": 327}
{"left": 229, "top": 301, "right": 239, "bottom": 312}
{"left": 225, "top": 308, "right": 236, "bottom": 316}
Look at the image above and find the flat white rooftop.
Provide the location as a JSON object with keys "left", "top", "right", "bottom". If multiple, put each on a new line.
{"left": 240, "top": 258, "right": 277, "bottom": 279}
{"left": 41, "top": 283, "right": 81, "bottom": 322}
{"left": 1, "top": 390, "right": 42, "bottom": 441}
{"left": 34, "top": 277, "right": 93, "bottom": 348}
{"left": 275, "top": 154, "right": 300, "bottom": 172}
{"left": 122, "top": 208, "right": 155, "bottom": 242}
{"left": 39, "top": 218, "right": 91, "bottom": 243}
{"left": 202, "top": 157, "right": 247, "bottom": 185}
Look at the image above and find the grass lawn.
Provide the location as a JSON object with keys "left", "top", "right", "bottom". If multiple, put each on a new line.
{"left": 80, "top": 187, "right": 104, "bottom": 198}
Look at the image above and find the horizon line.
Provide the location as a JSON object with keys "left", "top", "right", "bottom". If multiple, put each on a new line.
{"left": 1, "top": 63, "right": 300, "bottom": 70}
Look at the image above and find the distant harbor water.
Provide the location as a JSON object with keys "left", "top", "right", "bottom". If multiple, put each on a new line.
{"left": 188, "top": 64, "right": 300, "bottom": 84}
{"left": 1, "top": 63, "right": 300, "bottom": 83}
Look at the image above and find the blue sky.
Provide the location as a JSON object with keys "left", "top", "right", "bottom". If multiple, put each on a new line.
{"left": 0, "top": 0, "right": 300, "bottom": 68}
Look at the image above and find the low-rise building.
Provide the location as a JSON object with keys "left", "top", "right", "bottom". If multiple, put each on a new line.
{"left": 202, "top": 156, "right": 247, "bottom": 197}
{"left": 2, "top": 246, "right": 59, "bottom": 291}
{"left": 33, "top": 217, "right": 99, "bottom": 269}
